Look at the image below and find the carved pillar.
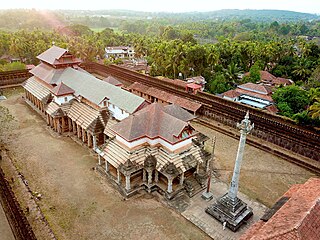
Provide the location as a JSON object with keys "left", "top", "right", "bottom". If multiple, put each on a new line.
{"left": 142, "top": 169, "right": 146, "bottom": 182}
{"left": 82, "top": 129, "right": 86, "bottom": 142}
{"left": 105, "top": 160, "right": 109, "bottom": 172}
{"left": 154, "top": 170, "right": 159, "bottom": 183}
{"left": 117, "top": 169, "right": 121, "bottom": 184}
{"left": 167, "top": 177, "right": 173, "bottom": 193}
{"left": 87, "top": 132, "right": 92, "bottom": 148}
{"left": 93, "top": 135, "right": 97, "bottom": 149}
{"left": 68, "top": 118, "right": 72, "bottom": 132}
{"left": 125, "top": 174, "right": 131, "bottom": 191}
{"left": 180, "top": 172, "right": 184, "bottom": 186}
{"left": 147, "top": 170, "right": 152, "bottom": 185}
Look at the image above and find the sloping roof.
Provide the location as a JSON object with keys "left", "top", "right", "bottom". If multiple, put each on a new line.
{"left": 241, "top": 178, "right": 320, "bottom": 240}
{"left": 260, "top": 71, "right": 276, "bottom": 81}
{"left": 129, "top": 82, "right": 202, "bottom": 112}
{"left": 222, "top": 89, "right": 241, "bottom": 98}
{"left": 37, "top": 46, "right": 82, "bottom": 66}
{"left": 111, "top": 103, "right": 194, "bottom": 144}
{"left": 163, "top": 104, "right": 196, "bottom": 122}
{"left": 67, "top": 100, "right": 108, "bottom": 133}
{"left": 60, "top": 68, "right": 146, "bottom": 114}
{"left": 30, "top": 63, "right": 65, "bottom": 85}
{"left": 46, "top": 101, "right": 65, "bottom": 117}
{"left": 273, "top": 77, "right": 293, "bottom": 86}
{"left": 23, "top": 77, "right": 51, "bottom": 102}
{"left": 37, "top": 46, "right": 68, "bottom": 65}
{"left": 51, "top": 83, "right": 74, "bottom": 96}
{"left": 103, "top": 76, "right": 122, "bottom": 86}
{"left": 128, "top": 82, "right": 150, "bottom": 93}
{"left": 238, "top": 83, "right": 272, "bottom": 95}
{"left": 186, "top": 83, "right": 202, "bottom": 89}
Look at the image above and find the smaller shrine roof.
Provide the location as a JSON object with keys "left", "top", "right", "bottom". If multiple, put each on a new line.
{"left": 51, "top": 83, "right": 74, "bottom": 96}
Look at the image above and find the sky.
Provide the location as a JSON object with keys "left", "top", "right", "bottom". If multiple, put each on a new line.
{"left": 0, "top": 0, "right": 319, "bottom": 14}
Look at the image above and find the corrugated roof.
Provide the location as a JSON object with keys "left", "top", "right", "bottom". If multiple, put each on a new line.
{"left": 60, "top": 68, "right": 145, "bottom": 114}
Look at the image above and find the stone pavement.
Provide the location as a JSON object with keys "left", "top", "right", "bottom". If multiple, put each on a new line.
{"left": 181, "top": 177, "right": 268, "bottom": 240}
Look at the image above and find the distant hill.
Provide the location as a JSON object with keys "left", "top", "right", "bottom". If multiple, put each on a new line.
{"left": 60, "top": 9, "right": 320, "bottom": 22}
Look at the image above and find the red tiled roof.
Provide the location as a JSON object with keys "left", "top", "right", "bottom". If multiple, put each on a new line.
{"left": 129, "top": 82, "right": 201, "bottom": 112}
{"left": 186, "top": 83, "right": 202, "bottom": 89}
{"left": 238, "top": 83, "right": 272, "bottom": 95}
{"left": 235, "top": 88, "right": 274, "bottom": 102}
{"left": 241, "top": 178, "right": 320, "bottom": 240}
{"left": 157, "top": 76, "right": 187, "bottom": 88}
{"left": 128, "top": 82, "right": 150, "bottom": 93}
{"left": 103, "top": 76, "right": 122, "bottom": 86}
{"left": 30, "top": 63, "right": 64, "bottom": 85}
{"left": 260, "top": 71, "right": 276, "bottom": 81}
{"left": 111, "top": 103, "right": 196, "bottom": 144}
{"left": 222, "top": 89, "right": 241, "bottom": 98}
{"left": 265, "top": 105, "right": 278, "bottom": 114}
{"left": 273, "top": 77, "right": 293, "bottom": 86}
{"left": 51, "top": 83, "right": 74, "bottom": 96}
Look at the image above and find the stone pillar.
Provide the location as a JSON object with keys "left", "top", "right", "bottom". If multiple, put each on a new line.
{"left": 93, "top": 135, "right": 97, "bottom": 149}
{"left": 72, "top": 121, "right": 76, "bottom": 134}
{"left": 82, "top": 129, "right": 86, "bottom": 142}
{"left": 228, "top": 111, "right": 254, "bottom": 200}
{"left": 167, "top": 177, "right": 173, "bottom": 193}
{"left": 180, "top": 172, "right": 184, "bottom": 186}
{"left": 147, "top": 170, "right": 152, "bottom": 185}
{"left": 154, "top": 170, "right": 159, "bottom": 183}
{"left": 196, "top": 162, "right": 200, "bottom": 174}
{"left": 46, "top": 114, "right": 50, "bottom": 125}
{"left": 98, "top": 155, "right": 101, "bottom": 165}
{"left": 87, "top": 132, "right": 92, "bottom": 148}
{"left": 77, "top": 125, "right": 81, "bottom": 139}
{"left": 105, "top": 160, "right": 109, "bottom": 172}
{"left": 142, "top": 169, "right": 146, "bottom": 182}
{"left": 68, "top": 118, "right": 72, "bottom": 132}
{"left": 125, "top": 174, "right": 131, "bottom": 191}
{"left": 117, "top": 169, "right": 121, "bottom": 184}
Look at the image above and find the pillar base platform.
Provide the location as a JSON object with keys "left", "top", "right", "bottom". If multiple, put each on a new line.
{"left": 205, "top": 193, "right": 253, "bottom": 232}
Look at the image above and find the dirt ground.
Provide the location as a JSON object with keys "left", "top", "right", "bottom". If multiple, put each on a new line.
{"left": 0, "top": 89, "right": 210, "bottom": 240}
{"left": 0, "top": 88, "right": 317, "bottom": 240}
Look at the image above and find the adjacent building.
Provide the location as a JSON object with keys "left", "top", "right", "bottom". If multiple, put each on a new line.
{"left": 241, "top": 178, "right": 320, "bottom": 240}
{"left": 222, "top": 83, "right": 277, "bottom": 113}
{"left": 105, "top": 46, "right": 135, "bottom": 59}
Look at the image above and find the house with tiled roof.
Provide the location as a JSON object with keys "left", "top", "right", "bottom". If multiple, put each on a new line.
{"left": 23, "top": 46, "right": 147, "bottom": 148}
{"left": 97, "top": 103, "right": 211, "bottom": 198}
{"left": 222, "top": 83, "right": 277, "bottom": 113}
{"left": 244, "top": 70, "right": 293, "bottom": 87}
{"left": 128, "top": 82, "right": 202, "bottom": 114}
{"left": 241, "top": 177, "right": 320, "bottom": 240}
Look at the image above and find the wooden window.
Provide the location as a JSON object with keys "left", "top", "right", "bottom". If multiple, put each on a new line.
{"left": 103, "top": 101, "right": 107, "bottom": 107}
{"left": 64, "top": 97, "right": 68, "bottom": 102}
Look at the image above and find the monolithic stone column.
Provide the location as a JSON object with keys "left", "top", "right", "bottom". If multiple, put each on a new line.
{"left": 117, "top": 169, "right": 121, "bottom": 184}
{"left": 147, "top": 170, "right": 152, "bottom": 185}
{"left": 105, "top": 160, "right": 109, "bottom": 172}
{"left": 228, "top": 111, "right": 254, "bottom": 200}
{"left": 125, "top": 174, "right": 131, "bottom": 191}
{"left": 154, "top": 170, "right": 159, "bottom": 183}
{"left": 93, "top": 135, "right": 97, "bottom": 149}
{"left": 142, "top": 169, "right": 146, "bottom": 182}
{"left": 167, "top": 177, "right": 173, "bottom": 193}
{"left": 180, "top": 172, "right": 185, "bottom": 186}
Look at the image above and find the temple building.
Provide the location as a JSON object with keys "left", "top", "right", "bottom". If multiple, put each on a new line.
{"left": 23, "top": 46, "right": 147, "bottom": 148}
{"left": 97, "top": 103, "right": 211, "bottom": 198}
